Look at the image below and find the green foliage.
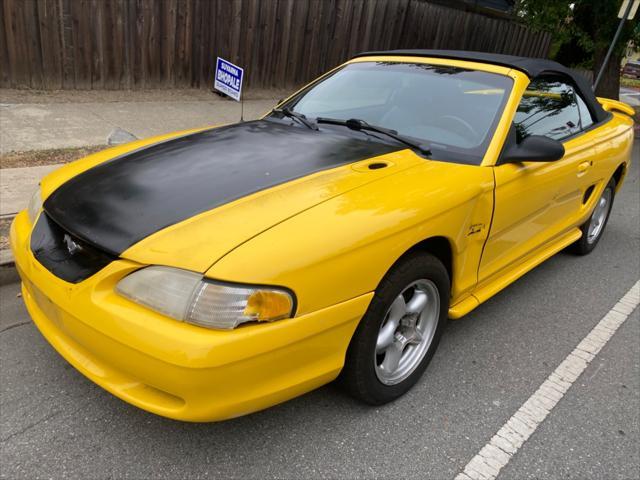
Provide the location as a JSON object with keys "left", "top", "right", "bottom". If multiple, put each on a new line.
{"left": 621, "top": 76, "right": 640, "bottom": 87}
{"left": 515, "top": 0, "right": 640, "bottom": 67}
{"left": 514, "top": 0, "right": 573, "bottom": 33}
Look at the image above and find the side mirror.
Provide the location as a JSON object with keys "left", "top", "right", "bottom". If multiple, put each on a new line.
{"left": 499, "top": 135, "right": 565, "bottom": 164}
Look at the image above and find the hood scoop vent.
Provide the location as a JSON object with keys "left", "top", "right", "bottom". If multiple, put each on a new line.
{"left": 368, "top": 162, "right": 389, "bottom": 170}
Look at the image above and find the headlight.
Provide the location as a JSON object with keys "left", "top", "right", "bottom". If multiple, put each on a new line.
{"left": 27, "top": 187, "right": 42, "bottom": 224}
{"left": 115, "top": 266, "right": 295, "bottom": 330}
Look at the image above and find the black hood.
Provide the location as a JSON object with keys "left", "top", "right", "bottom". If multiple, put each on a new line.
{"left": 43, "top": 120, "right": 400, "bottom": 256}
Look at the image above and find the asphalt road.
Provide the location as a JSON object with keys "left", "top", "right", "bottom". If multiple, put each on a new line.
{"left": 1, "top": 149, "right": 638, "bottom": 479}
{"left": 620, "top": 87, "right": 640, "bottom": 107}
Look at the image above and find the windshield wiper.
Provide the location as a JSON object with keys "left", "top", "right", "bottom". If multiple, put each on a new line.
{"left": 272, "top": 107, "right": 318, "bottom": 131}
{"left": 316, "top": 117, "right": 431, "bottom": 156}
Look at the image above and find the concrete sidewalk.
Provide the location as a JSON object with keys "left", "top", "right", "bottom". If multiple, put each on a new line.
{"left": 0, "top": 88, "right": 285, "bottom": 221}
{"left": 0, "top": 89, "right": 283, "bottom": 153}
{"left": 620, "top": 87, "right": 640, "bottom": 107}
{"left": 1, "top": 164, "right": 62, "bottom": 217}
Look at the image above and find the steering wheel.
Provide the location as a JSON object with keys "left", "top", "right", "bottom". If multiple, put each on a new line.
{"left": 439, "top": 115, "right": 479, "bottom": 141}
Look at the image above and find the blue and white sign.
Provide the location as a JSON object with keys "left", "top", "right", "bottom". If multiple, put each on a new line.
{"left": 214, "top": 57, "right": 244, "bottom": 102}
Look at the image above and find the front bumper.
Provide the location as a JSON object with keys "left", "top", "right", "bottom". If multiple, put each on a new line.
{"left": 10, "top": 211, "right": 371, "bottom": 422}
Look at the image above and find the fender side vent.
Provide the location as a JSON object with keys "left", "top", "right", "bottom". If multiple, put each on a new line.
{"left": 583, "top": 185, "right": 595, "bottom": 205}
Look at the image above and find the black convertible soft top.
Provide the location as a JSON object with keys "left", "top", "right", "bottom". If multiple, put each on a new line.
{"left": 353, "top": 49, "right": 609, "bottom": 123}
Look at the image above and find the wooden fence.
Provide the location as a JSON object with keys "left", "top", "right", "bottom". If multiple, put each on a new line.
{"left": 0, "top": 0, "right": 552, "bottom": 90}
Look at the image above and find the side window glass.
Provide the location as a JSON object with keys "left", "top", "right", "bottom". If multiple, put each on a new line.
{"left": 514, "top": 77, "right": 581, "bottom": 141}
{"left": 575, "top": 93, "right": 594, "bottom": 129}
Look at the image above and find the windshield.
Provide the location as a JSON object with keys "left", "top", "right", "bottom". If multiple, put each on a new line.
{"left": 284, "top": 61, "right": 513, "bottom": 164}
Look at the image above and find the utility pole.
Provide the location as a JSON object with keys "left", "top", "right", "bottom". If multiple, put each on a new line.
{"left": 593, "top": 0, "right": 638, "bottom": 91}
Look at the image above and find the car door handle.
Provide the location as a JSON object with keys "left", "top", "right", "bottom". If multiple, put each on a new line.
{"left": 577, "top": 161, "right": 593, "bottom": 174}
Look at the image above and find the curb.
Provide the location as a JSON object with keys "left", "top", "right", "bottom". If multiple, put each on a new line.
{"left": 0, "top": 249, "right": 14, "bottom": 267}
{"left": 0, "top": 211, "right": 15, "bottom": 268}
{"left": 0, "top": 258, "right": 18, "bottom": 286}
{"left": 0, "top": 213, "right": 17, "bottom": 285}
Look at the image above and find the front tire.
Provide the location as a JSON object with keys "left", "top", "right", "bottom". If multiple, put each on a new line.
{"left": 570, "top": 179, "right": 615, "bottom": 255}
{"left": 340, "top": 252, "right": 449, "bottom": 405}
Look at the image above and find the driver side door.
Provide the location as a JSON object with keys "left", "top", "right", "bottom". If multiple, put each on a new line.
{"left": 478, "top": 75, "right": 598, "bottom": 290}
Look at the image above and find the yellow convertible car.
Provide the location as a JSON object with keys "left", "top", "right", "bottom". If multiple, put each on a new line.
{"left": 11, "top": 50, "right": 634, "bottom": 422}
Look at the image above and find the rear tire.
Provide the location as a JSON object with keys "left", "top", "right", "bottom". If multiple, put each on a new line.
{"left": 340, "top": 252, "right": 449, "bottom": 405}
{"left": 570, "top": 179, "right": 615, "bottom": 255}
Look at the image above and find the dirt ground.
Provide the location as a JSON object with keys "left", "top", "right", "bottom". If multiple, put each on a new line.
{"left": 0, "top": 87, "right": 292, "bottom": 105}
{"left": 0, "top": 218, "right": 11, "bottom": 250}
{"left": 621, "top": 77, "right": 640, "bottom": 89}
{"left": 0, "top": 146, "right": 106, "bottom": 169}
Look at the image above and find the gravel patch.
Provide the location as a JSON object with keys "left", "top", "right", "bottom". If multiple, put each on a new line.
{"left": 0, "top": 146, "right": 106, "bottom": 169}
{"left": 0, "top": 87, "right": 289, "bottom": 104}
{"left": 1, "top": 217, "right": 11, "bottom": 251}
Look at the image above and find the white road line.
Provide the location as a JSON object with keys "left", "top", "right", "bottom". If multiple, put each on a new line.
{"left": 455, "top": 280, "right": 640, "bottom": 480}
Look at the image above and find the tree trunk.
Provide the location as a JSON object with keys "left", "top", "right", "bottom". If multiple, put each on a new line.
{"left": 593, "top": 47, "right": 621, "bottom": 100}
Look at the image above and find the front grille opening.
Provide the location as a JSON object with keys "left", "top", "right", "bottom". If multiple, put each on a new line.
{"left": 30, "top": 213, "right": 116, "bottom": 283}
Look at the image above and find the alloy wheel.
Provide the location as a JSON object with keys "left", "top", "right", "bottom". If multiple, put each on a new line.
{"left": 586, "top": 187, "right": 612, "bottom": 244}
{"left": 374, "top": 279, "right": 440, "bottom": 385}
